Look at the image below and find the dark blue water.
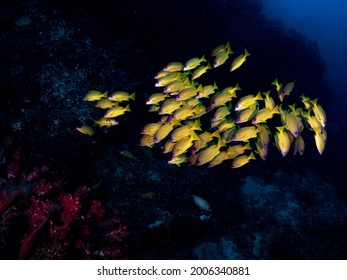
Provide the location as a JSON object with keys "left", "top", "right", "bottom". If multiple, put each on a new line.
{"left": 262, "top": 0, "right": 347, "bottom": 111}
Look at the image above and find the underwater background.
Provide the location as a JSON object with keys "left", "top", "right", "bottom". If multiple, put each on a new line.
{"left": 0, "top": 0, "right": 346, "bottom": 259}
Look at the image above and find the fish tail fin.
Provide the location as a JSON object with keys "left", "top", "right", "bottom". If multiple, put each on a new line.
{"left": 249, "top": 151, "right": 256, "bottom": 160}
{"left": 125, "top": 104, "right": 131, "bottom": 112}
{"left": 130, "top": 92, "right": 136, "bottom": 101}
{"left": 255, "top": 91, "right": 263, "bottom": 101}
{"left": 244, "top": 49, "right": 250, "bottom": 56}
{"left": 271, "top": 78, "right": 278, "bottom": 86}
{"left": 190, "top": 130, "right": 201, "bottom": 141}
{"left": 102, "top": 91, "right": 109, "bottom": 98}
{"left": 201, "top": 54, "right": 207, "bottom": 62}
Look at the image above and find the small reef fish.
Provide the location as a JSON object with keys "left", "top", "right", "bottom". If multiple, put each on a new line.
{"left": 104, "top": 104, "right": 131, "bottom": 118}
{"left": 76, "top": 125, "right": 94, "bottom": 136}
{"left": 251, "top": 105, "right": 280, "bottom": 124}
{"left": 271, "top": 78, "right": 282, "bottom": 93}
{"left": 196, "top": 83, "right": 218, "bottom": 99}
{"left": 313, "top": 126, "right": 327, "bottom": 155}
{"left": 108, "top": 91, "right": 136, "bottom": 102}
{"left": 311, "top": 98, "right": 327, "bottom": 127}
{"left": 211, "top": 42, "right": 230, "bottom": 57}
{"left": 95, "top": 99, "right": 118, "bottom": 109}
{"left": 213, "top": 45, "right": 233, "bottom": 68}
{"left": 141, "top": 123, "right": 162, "bottom": 136}
{"left": 234, "top": 92, "right": 263, "bottom": 111}
{"left": 154, "top": 120, "right": 180, "bottom": 143}
{"left": 184, "top": 55, "right": 207, "bottom": 71}
{"left": 191, "top": 64, "right": 211, "bottom": 80}
{"left": 164, "top": 62, "right": 184, "bottom": 72}
{"left": 230, "top": 49, "right": 250, "bottom": 72}
{"left": 231, "top": 151, "right": 256, "bottom": 169}
{"left": 172, "top": 131, "right": 200, "bottom": 157}
{"left": 139, "top": 134, "right": 155, "bottom": 148}
{"left": 231, "top": 126, "right": 259, "bottom": 142}
{"left": 274, "top": 126, "right": 292, "bottom": 157}
{"left": 293, "top": 134, "right": 305, "bottom": 155}
{"left": 195, "top": 138, "right": 225, "bottom": 166}
{"left": 83, "top": 90, "right": 108, "bottom": 101}
{"left": 168, "top": 154, "right": 188, "bottom": 166}
{"left": 279, "top": 81, "right": 295, "bottom": 102}
{"left": 193, "top": 195, "right": 211, "bottom": 211}
{"left": 94, "top": 118, "right": 119, "bottom": 127}
{"left": 119, "top": 150, "right": 137, "bottom": 160}
{"left": 236, "top": 104, "right": 258, "bottom": 124}
{"left": 146, "top": 93, "right": 170, "bottom": 105}
{"left": 262, "top": 91, "right": 275, "bottom": 110}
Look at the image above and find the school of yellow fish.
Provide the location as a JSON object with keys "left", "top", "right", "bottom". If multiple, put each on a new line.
{"left": 76, "top": 90, "right": 135, "bottom": 136}
{"left": 140, "top": 41, "right": 327, "bottom": 168}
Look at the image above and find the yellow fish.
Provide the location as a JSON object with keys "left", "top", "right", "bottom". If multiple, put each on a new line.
{"left": 300, "top": 94, "right": 312, "bottom": 110}
{"left": 313, "top": 127, "right": 327, "bottom": 155}
{"left": 284, "top": 111, "right": 302, "bottom": 138}
{"left": 271, "top": 78, "right": 282, "bottom": 93}
{"left": 159, "top": 99, "right": 182, "bottom": 115}
{"left": 231, "top": 151, "right": 256, "bottom": 169}
{"left": 176, "top": 86, "right": 200, "bottom": 101}
{"left": 191, "top": 64, "right": 211, "bottom": 80}
{"left": 235, "top": 104, "right": 258, "bottom": 124}
{"left": 154, "top": 120, "right": 179, "bottom": 143}
{"left": 311, "top": 98, "right": 327, "bottom": 127}
{"left": 154, "top": 70, "right": 170, "bottom": 79}
{"left": 213, "top": 46, "right": 233, "bottom": 68}
{"left": 221, "top": 84, "right": 241, "bottom": 95}
{"left": 293, "top": 134, "right": 305, "bottom": 155}
{"left": 256, "top": 124, "right": 271, "bottom": 148}
{"left": 184, "top": 55, "right": 207, "bottom": 71}
{"left": 263, "top": 91, "right": 275, "bottom": 110}
{"left": 141, "top": 123, "right": 162, "bottom": 136}
{"left": 149, "top": 104, "right": 160, "bottom": 112}
{"left": 146, "top": 93, "right": 170, "bottom": 105}
{"left": 164, "top": 79, "right": 190, "bottom": 94}
{"left": 230, "top": 49, "right": 250, "bottom": 72}
{"left": 302, "top": 111, "right": 322, "bottom": 133}
{"left": 171, "top": 106, "right": 200, "bottom": 121}
{"left": 94, "top": 118, "right": 119, "bottom": 127}
{"left": 217, "top": 119, "right": 236, "bottom": 133}
{"left": 104, "top": 104, "right": 131, "bottom": 118}
{"left": 196, "top": 83, "right": 218, "bottom": 99}
{"left": 255, "top": 140, "right": 268, "bottom": 161}
{"left": 279, "top": 80, "right": 295, "bottom": 102}
{"left": 155, "top": 73, "right": 184, "bottom": 87}
{"left": 235, "top": 92, "right": 263, "bottom": 111}
{"left": 172, "top": 131, "right": 200, "bottom": 157}
{"left": 170, "top": 120, "right": 201, "bottom": 142}
{"left": 208, "top": 91, "right": 237, "bottom": 111}
{"left": 195, "top": 138, "right": 225, "bottom": 166}
{"left": 251, "top": 105, "right": 280, "bottom": 124}
{"left": 226, "top": 142, "right": 252, "bottom": 159}
{"left": 168, "top": 154, "right": 188, "bottom": 166}
{"left": 211, "top": 42, "right": 230, "bottom": 56}
{"left": 108, "top": 91, "right": 135, "bottom": 102}
{"left": 163, "top": 139, "right": 175, "bottom": 154}
{"left": 95, "top": 99, "right": 117, "bottom": 109}
{"left": 164, "top": 62, "right": 184, "bottom": 72}
{"left": 192, "top": 131, "right": 219, "bottom": 154}
{"left": 76, "top": 125, "right": 94, "bottom": 136}
{"left": 139, "top": 134, "right": 155, "bottom": 148}
{"left": 208, "top": 151, "right": 232, "bottom": 168}
{"left": 212, "top": 106, "right": 230, "bottom": 122}
{"left": 83, "top": 90, "right": 108, "bottom": 101}
{"left": 274, "top": 126, "right": 292, "bottom": 157}
{"left": 231, "top": 125, "right": 259, "bottom": 142}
